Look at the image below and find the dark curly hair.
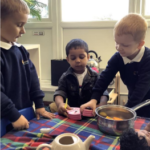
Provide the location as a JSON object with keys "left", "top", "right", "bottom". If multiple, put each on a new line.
{"left": 65, "top": 39, "right": 89, "bottom": 56}
{"left": 120, "top": 128, "right": 150, "bottom": 150}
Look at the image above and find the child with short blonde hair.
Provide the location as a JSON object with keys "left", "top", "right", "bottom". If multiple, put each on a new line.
{"left": 1, "top": 0, "right": 30, "bottom": 19}
{"left": 81, "top": 14, "right": 150, "bottom": 118}
{"left": 1, "top": 0, "right": 55, "bottom": 130}
{"left": 114, "top": 13, "right": 148, "bottom": 42}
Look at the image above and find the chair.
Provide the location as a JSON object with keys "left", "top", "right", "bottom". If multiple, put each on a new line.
{"left": 107, "top": 72, "right": 120, "bottom": 105}
{"left": 1, "top": 107, "right": 35, "bottom": 137}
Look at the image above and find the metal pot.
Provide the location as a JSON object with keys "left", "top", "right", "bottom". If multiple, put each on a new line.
{"left": 95, "top": 100, "right": 150, "bottom": 136}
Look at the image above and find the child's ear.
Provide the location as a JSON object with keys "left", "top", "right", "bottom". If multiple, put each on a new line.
{"left": 66, "top": 56, "right": 69, "bottom": 63}
{"left": 87, "top": 54, "right": 90, "bottom": 60}
{"left": 138, "top": 40, "right": 145, "bottom": 49}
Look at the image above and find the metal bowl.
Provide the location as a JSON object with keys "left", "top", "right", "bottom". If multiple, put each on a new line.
{"left": 95, "top": 100, "right": 150, "bottom": 136}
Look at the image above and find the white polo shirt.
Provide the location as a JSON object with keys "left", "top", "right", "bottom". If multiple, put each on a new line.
{"left": 0, "top": 41, "right": 21, "bottom": 50}
{"left": 122, "top": 46, "right": 145, "bottom": 65}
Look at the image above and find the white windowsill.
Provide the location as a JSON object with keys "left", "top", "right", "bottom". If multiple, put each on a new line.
{"left": 41, "top": 80, "right": 57, "bottom": 92}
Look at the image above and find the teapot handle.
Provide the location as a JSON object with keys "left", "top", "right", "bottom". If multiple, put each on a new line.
{"left": 36, "top": 144, "right": 52, "bottom": 150}
{"left": 88, "top": 50, "right": 98, "bottom": 58}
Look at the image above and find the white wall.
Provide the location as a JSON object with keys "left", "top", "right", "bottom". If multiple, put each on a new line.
{"left": 63, "top": 28, "right": 116, "bottom": 69}
{"left": 19, "top": 27, "right": 150, "bottom": 95}
{"left": 19, "top": 29, "right": 53, "bottom": 80}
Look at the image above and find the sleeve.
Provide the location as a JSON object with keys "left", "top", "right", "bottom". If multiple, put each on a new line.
{"left": 126, "top": 59, "right": 150, "bottom": 107}
{"left": 102, "top": 90, "right": 109, "bottom": 100}
{"left": 53, "top": 73, "right": 68, "bottom": 102}
{"left": 27, "top": 54, "right": 45, "bottom": 109}
{"left": 91, "top": 53, "right": 120, "bottom": 102}
{"left": 95, "top": 71, "right": 109, "bottom": 100}
{"left": 1, "top": 58, "right": 21, "bottom": 122}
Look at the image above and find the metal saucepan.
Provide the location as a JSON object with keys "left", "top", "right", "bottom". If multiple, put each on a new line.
{"left": 95, "top": 99, "right": 150, "bottom": 136}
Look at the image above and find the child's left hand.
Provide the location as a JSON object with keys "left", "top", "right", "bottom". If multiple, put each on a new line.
{"left": 36, "top": 108, "right": 55, "bottom": 120}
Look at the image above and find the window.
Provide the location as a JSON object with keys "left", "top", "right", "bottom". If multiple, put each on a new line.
{"left": 26, "top": 0, "right": 149, "bottom": 27}
{"left": 28, "top": 0, "right": 49, "bottom": 19}
{"left": 145, "top": 0, "right": 150, "bottom": 16}
{"left": 61, "top": 0, "right": 129, "bottom": 22}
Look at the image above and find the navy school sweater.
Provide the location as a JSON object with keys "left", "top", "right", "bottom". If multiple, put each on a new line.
{"left": 1, "top": 45, "right": 44, "bottom": 122}
{"left": 91, "top": 47, "right": 150, "bottom": 118}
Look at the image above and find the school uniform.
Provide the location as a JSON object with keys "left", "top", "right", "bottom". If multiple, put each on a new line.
{"left": 1, "top": 41, "right": 44, "bottom": 122}
{"left": 91, "top": 46, "right": 150, "bottom": 118}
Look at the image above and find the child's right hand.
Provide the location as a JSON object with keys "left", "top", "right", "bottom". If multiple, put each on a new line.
{"left": 80, "top": 99, "right": 97, "bottom": 116}
{"left": 12, "top": 115, "right": 29, "bottom": 130}
{"left": 144, "top": 122, "right": 150, "bottom": 132}
{"left": 58, "top": 103, "right": 71, "bottom": 117}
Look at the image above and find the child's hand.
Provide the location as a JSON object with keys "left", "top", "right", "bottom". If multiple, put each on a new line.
{"left": 12, "top": 115, "right": 29, "bottom": 130}
{"left": 36, "top": 108, "right": 55, "bottom": 120}
{"left": 96, "top": 95, "right": 108, "bottom": 107}
{"left": 80, "top": 99, "right": 97, "bottom": 116}
{"left": 58, "top": 103, "right": 71, "bottom": 117}
{"left": 144, "top": 122, "right": 150, "bottom": 132}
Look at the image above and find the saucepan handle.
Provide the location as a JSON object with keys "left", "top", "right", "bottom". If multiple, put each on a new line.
{"left": 132, "top": 99, "right": 150, "bottom": 111}
{"left": 36, "top": 144, "right": 52, "bottom": 150}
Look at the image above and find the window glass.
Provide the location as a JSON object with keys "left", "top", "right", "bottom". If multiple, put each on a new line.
{"left": 29, "top": 0, "right": 49, "bottom": 19}
{"left": 62, "top": 0, "right": 129, "bottom": 22}
{"left": 145, "top": 0, "right": 150, "bottom": 16}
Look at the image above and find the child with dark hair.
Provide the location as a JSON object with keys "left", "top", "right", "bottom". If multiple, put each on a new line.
{"left": 120, "top": 123, "right": 150, "bottom": 150}
{"left": 51, "top": 39, "right": 108, "bottom": 116}
{"left": 65, "top": 38, "right": 89, "bottom": 56}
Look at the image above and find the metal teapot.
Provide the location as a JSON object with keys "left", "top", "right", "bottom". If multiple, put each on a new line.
{"left": 87, "top": 50, "right": 102, "bottom": 72}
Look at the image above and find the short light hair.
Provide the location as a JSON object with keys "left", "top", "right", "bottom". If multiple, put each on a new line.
{"left": 1, "top": 0, "right": 30, "bottom": 19}
{"left": 114, "top": 13, "right": 148, "bottom": 42}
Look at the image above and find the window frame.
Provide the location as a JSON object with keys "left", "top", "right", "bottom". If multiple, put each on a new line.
{"left": 28, "top": 0, "right": 53, "bottom": 23}
{"left": 141, "top": 0, "right": 150, "bottom": 19}
{"left": 26, "top": 0, "right": 150, "bottom": 29}
{"left": 59, "top": 0, "right": 150, "bottom": 28}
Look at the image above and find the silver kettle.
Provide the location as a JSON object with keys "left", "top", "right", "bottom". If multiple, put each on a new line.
{"left": 87, "top": 50, "right": 102, "bottom": 68}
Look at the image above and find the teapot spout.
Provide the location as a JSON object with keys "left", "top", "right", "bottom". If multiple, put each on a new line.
{"left": 84, "top": 135, "right": 95, "bottom": 150}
